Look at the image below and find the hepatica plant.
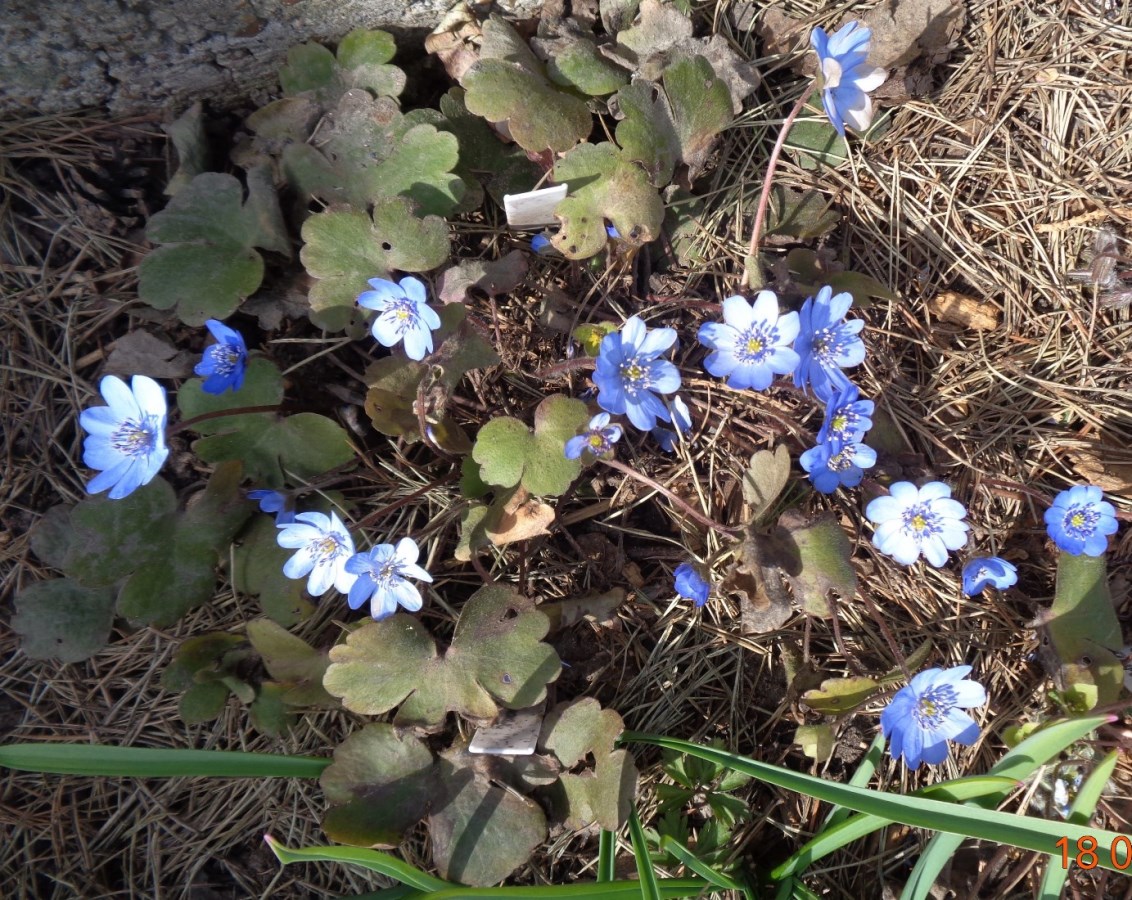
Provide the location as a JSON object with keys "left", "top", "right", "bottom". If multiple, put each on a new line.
{"left": 11, "top": 9, "right": 1129, "bottom": 898}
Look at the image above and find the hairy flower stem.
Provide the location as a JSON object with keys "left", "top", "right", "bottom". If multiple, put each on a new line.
{"left": 599, "top": 458, "right": 741, "bottom": 536}
{"left": 169, "top": 405, "right": 282, "bottom": 436}
{"left": 740, "top": 84, "right": 815, "bottom": 291}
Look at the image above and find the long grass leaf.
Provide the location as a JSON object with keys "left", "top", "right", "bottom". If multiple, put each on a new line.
{"left": 265, "top": 836, "right": 452, "bottom": 891}
{"left": 622, "top": 726, "right": 1128, "bottom": 873}
{"left": 629, "top": 808, "right": 662, "bottom": 900}
{"left": 822, "top": 733, "right": 884, "bottom": 830}
{"left": 598, "top": 830, "right": 616, "bottom": 884}
{"left": 0, "top": 743, "right": 328, "bottom": 778}
{"left": 659, "top": 836, "right": 743, "bottom": 891}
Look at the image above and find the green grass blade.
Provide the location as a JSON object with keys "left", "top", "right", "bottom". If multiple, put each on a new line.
{"left": 266, "top": 835, "right": 452, "bottom": 891}
{"left": 0, "top": 743, "right": 328, "bottom": 778}
{"left": 822, "top": 733, "right": 885, "bottom": 830}
{"left": 901, "top": 714, "right": 1112, "bottom": 900}
{"left": 658, "top": 836, "right": 743, "bottom": 891}
{"left": 628, "top": 808, "right": 662, "bottom": 900}
{"left": 622, "top": 725, "right": 1129, "bottom": 873}
{"left": 598, "top": 830, "right": 616, "bottom": 883}
{"left": 1036, "top": 750, "right": 1119, "bottom": 900}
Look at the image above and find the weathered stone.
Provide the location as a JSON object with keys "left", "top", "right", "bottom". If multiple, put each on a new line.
{"left": 0, "top": 0, "right": 543, "bottom": 116}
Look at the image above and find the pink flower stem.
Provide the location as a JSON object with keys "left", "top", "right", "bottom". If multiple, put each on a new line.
{"left": 740, "top": 84, "right": 815, "bottom": 291}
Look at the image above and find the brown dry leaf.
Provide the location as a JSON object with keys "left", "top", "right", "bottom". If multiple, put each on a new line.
{"left": 725, "top": 536, "right": 793, "bottom": 634}
{"left": 105, "top": 330, "right": 196, "bottom": 379}
{"left": 437, "top": 251, "right": 529, "bottom": 304}
{"left": 755, "top": 8, "right": 808, "bottom": 60}
{"left": 486, "top": 487, "right": 556, "bottom": 546}
{"left": 1068, "top": 444, "right": 1132, "bottom": 494}
{"left": 425, "top": 3, "right": 484, "bottom": 84}
{"left": 541, "top": 589, "right": 625, "bottom": 631}
{"left": 927, "top": 290, "right": 1000, "bottom": 331}
{"left": 861, "top": 0, "right": 967, "bottom": 70}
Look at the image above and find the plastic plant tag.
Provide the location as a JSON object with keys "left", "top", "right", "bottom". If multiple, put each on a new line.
{"left": 469, "top": 704, "right": 545, "bottom": 756}
{"left": 504, "top": 184, "right": 567, "bottom": 228}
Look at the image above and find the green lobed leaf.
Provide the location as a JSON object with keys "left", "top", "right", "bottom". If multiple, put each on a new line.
{"left": 764, "top": 187, "right": 840, "bottom": 240}
{"left": 249, "top": 682, "right": 296, "bottom": 737}
{"left": 11, "top": 579, "right": 117, "bottom": 663}
{"left": 556, "top": 749, "right": 639, "bottom": 831}
{"left": 279, "top": 29, "right": 405, "bottom": 103}
{"left": 230, "top": 515, "right": 315, "bottom": 626}
{"left": 246, "top": 618, "right": 336, "bottom": 708}
{"left": 771, "top": 510, "right": 857, "bottom": 618}
{"left": 472, "top": 394, "right": 591, "bottom": 496}
{"left": 282, "top": 91, "right": 464, "bottom": 217}
{"left": 163, "top": 101, "right": 210, "bottom": 196}
{"left": 323, "top": 584, "right": 560, "bottom": 730}
{"left": 300, "top": 199, "right": 449, "bottom": 332}
{"left": 801, "top": 676, "right": 881, "bottom": 715}
{"left": 139, "top": 170, "right": 288, "bottom": 325}
{"left": 544, "top": 37, "right": 629, "bottom": 96}
{"left": 178, "top": 358, "right": 355, "bottom": 486}
{"left": 540, "top": 697, "right": 625, "bottom": 768}
{"left": 794, "top": 724, "right": 834, "bottom": 762}
{"left": 551, "top": 143, "right": 665, "bottom": 259}
{"left": 461, "top": 18, "right": 593, "bottom": 153}
{"left": 320, "top": 723, "right": 437, "bottom": 846}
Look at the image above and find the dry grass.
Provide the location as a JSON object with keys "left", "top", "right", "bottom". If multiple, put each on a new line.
{"left": 3, "top": 0, "right": 1132, "bottom": 896}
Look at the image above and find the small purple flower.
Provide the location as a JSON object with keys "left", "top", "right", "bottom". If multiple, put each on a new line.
{"left": 356, "top": 276, "right": 441, "bottom": 361}
{"left": 195, "top": 319, "right": 248, "bottom": 394}
{"left": 800, "top": 439, "right": 876, "bottom": 494}
{"left": 1044, "top": 485, "right": 1118, "bottom": 557}
{"left": 816, "top": 383, "right": 874, "bottom": 447}
{"left": 961, "top": 557, "right": 1018, "bottom": 596}
{"left": 652, "top": 395, "right": 692, "bottom": 452}
{"left": 811, "top": 21, "right": 887, "bottom": 137}
{"left": 79, "top": 375, "right": 169, "bottom": 500}
{"left": 276, "top": 511, "right": 357, "bottom": 597}
{"left": 881, "top": 665, "right": 986, "bottom": 770}
{"left": 345, "top": 537, "right": 433, "bottom": 620}
{"left": 247, "top": 488, "right": 296, "bottom": 525}
{"left": 793, "top": 286, "right": 866, "bottom": 401}
{"left": 697, "top": 292, "right": 800, "bottom": 391}
{"left": 674, "top": 562, "right": 710, "bottom": 607}
{"left": 865, "top": 481, "right": 969, "bottom": 567}
{"left": 565, "top": 412, "right": 622, "bottom": 460}
{"left": 593, "top": 315, "right": 681, "bottom": 432}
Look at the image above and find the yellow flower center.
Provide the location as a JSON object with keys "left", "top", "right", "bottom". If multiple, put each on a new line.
{"left": 746, "top": 337, "right": 763, "bottom": 354}
{"left": 1070, "top": 512, "right": 1085, "bottom": 528}
{"left": 911, "top": 514, "right": 927, "bottom": 532}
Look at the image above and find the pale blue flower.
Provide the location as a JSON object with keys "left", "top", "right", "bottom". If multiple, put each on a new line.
{"left": 345, "top": 537, "right": 433, "bottom": 620}
{"left": 606, "top": 225, "right": 620, "bottom": 239}
{"left": 793, "top": 286, "right": 866, "bottom": 401}
{"left": 652, "top": 395, "right": 692, "bottom": 452}
{"left": 674, "top": 562, "right": 710, "bottom": 607}
{"left": 800, "top": 439, "right": 876, "bottom": 494}
{"left": 195, "top": 319, "right": 248, "bottom": 394}
{"left": 697, "top": 292, "right": 800, "bottom": 391}
{"left": 817, "top": 383, "right": 874, "bottom": 447}
{"left": 79, "top": 374, "right": 169, "bottom": 500}
{"left": 357, "top": 276, "right": 441, "bottom": 361}
{"left": 247, "top": 488, "right": 296, "bottom": 525}
{"left": 565, "top": 412, "right": 622, "bottom": 460}
{"left": 531, "top": 233, "right": 552, "bottom": 253}
{"left": 961, "top": 557, "right": 1017, "bottom": 596}
{"left": 1044, "top": 485, "right": 1118, "bottom": 557}
{"left": 881, "top": 665, "right": 986, "bottom": 770}
{"left": 276, "top": 511, "right": 357, "bottom": 597}
{"left": 865, "top": 481, "right": 969, "bottom": 567}
{"left": 593, "top": 315, "right": 681, "bottom": 431}
{"left": 811, "top": 21, "right": 887, "bottom": 137}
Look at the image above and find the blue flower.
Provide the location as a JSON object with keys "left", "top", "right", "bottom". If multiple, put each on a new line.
{"left": 247, "top": 488, "right": 296, "bottom": 526}
{"left": 881, "top": 665, "right": 986, "bottom": 770}
{"left": 345, "top": 537, "right": 433, "bottom": 620}
{"left": 194, "top": 319, "right": 248, "bottom": 394}
{"left": 78, "top": 374, "right": 170, "bottom": 500}
{"left": 565, "top": 412, "right": 623, "bottom": 460}
{"left": 531, "top": 232, "right": 553, "bottom": 253}
{"left": 865, "top": 481, "right": 969, "bottom": 566}
{"left": 800, "top": 439, "right": 876, "bottom": 493}
{"left": 816, "top": 383, "right": 874, "bottom": 447}
{"left": 674, "top": 562, "right": 710, "bottom": 607}
{"left": 697, "top": 292, "right": 800, "bottom": 391}
{"left": 357, "top": 275, "right": 441, "bottom": 361}
{"left": 810, "top": 21, "right": 887, "bottom": 138}
{"left": 1044, "top": 485, "right": 1118, "bottom": 557}
{"left": 793, "top": 286, "right": 866, "bottom": 401}
{"left": 593, "top": 315, "right": 681, "bottom": 431}
{"left": 652, "top": 395, "right": 693, "bottom": 452}
{"left": 606, "top": 225, "right": 620, "bottom": 239}
{"left": 276, "top": 511, "right": 357, "bottom": 597}
{"left": 961, "top": 557, "right": 1018, "bottom": 596}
